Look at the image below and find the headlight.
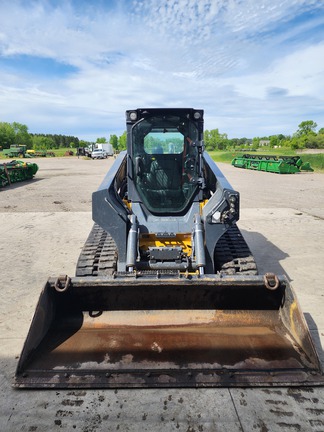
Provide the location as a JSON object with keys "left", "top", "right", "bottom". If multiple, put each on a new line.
{"left": 207, "top": 191, "right": 239, "bottom": 224}
{"left": 129, "top": 111, "right": 137, "bottom": 121}
{"left": 212, "top": 211, "right": 221, "bottom": 223}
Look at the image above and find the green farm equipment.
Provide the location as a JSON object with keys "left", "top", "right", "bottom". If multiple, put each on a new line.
{"left": 26, "top": 150, "right": 56, "bottom": 157}
{"left": 232, "top": 154, "right": 314, "bottom": 174}
{"left": 0, "top": 160, "right": 39, "bottom": 188}
{"left": 2, "top": 145, "right": 28, "bottom": 158}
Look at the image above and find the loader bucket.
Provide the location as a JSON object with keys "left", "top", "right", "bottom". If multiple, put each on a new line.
{"left": 14, "top": 274, "right": 324, "bottom": 388}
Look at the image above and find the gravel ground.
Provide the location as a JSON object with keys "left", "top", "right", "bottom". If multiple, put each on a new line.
{"left": 0, "top": 156, "right": 323, "bottom": 431}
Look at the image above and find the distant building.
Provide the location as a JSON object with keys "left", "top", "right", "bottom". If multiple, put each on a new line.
{"left": 259, "top": 140, "right": 270, "bottom": 146}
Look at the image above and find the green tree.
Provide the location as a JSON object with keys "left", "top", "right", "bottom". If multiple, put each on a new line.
{"left": 118, "top": 131, "right": 127, "bottom": 151}
{"left": 32, "top": 135, "right": 55, "bottom": 150}
{"left": 30, "top": 133, "right": 80, "bottom": 148}
{"left": 204, "top": 129, "right": 229, "bottom": 151}
{"left": 269, "top": 135, "right": 279, "bottom": 148}
{"left": 296, "top": 120, "right": 317, "bottom": 137}
{"left": 96, "top": 137, "right": 107, "bottom": 143}
{"left": 289, "top": 135, "right": 306, "bottom": 150}
{"left": 0, "top": 122, "right": 15, "bottom": 149}
{"left": 251, "top": 137, "right": 260, "bottom": 148}
{"left": 79, "top": 140, "right": 90, "bottom": 148}
{"left": 109, "top": 134, "right": 118, "bottom": 151}
{"left": 304, "top": 134, "right": 324, "bottom": 149}
{"left": 251, "top": 137, "right": 260, "bottom": 149}
{"left": 12, "top": 122, "right": 33, "bottom": 148}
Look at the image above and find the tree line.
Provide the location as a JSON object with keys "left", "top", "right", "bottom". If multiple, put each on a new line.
{"left": 203, "top": 120, "right": 324, "bottom": 151}
{"left": 107, "top": 120, "right": 324, "bottom": 152}
{"left": 1, "top": 120, "right": 323, "bottom": 153}
{"left": 0, "top": 121, "right": 88, "bottom": 150}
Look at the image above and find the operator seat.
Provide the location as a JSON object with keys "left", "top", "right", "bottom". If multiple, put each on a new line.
{"left": 143, "top": 155, "right": 184, "bottom": 210}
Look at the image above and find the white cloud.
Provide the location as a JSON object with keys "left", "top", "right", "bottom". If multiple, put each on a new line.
{"left": 230, "top": 42, "right": 324, "bottom": 100}
{"left": 0, "top": 0, "right": 323, "bottom": 138}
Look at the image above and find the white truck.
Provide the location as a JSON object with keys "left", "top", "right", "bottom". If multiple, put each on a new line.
{"left": 94, "top": 143, "right": 114, "bottom": 156}
{"left": 91, "top": 148, "right": 107, "bottom": 159}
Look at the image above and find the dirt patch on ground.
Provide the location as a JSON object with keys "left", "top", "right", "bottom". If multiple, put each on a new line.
{"left": 297, "top": 149, "right": 324, "bottom": 154}
{"left": 1, "top": 156, "right": 115, "bottom": 212}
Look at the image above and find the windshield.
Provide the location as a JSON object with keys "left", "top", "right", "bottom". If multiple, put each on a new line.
{"left": 144, "top": 131, "right": 184, "bottom": 154}
{"left": 132, "top": 114, "right": 200, "bottom": 214}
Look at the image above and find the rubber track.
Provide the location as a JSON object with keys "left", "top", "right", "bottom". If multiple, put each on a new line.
{"left": 214, "top": 224, "right": 258, "bottom": 275}
{"left": 76, "top": 223, "right": 257, "bottom": 277}
{"left": 76, "top": 224, "right": 117, "bottom": 277}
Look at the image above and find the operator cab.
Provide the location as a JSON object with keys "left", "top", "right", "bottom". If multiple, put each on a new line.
{"left": 127, "top": 109, "right": 204, "bottom": 215}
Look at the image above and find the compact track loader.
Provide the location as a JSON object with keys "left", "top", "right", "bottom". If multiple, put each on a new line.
{"left": 15, "top": 108, "right": 324, "bottom": 388}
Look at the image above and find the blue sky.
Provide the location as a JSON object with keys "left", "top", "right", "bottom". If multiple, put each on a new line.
{"left": 0, "top": 0, "right": 324, "bottom": 141}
